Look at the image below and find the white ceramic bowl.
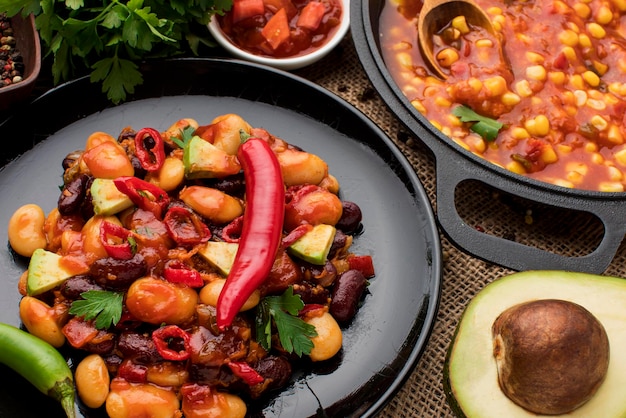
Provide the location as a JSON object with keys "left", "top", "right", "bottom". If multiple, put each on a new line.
{"left": 207, "top": 0, "right": 350, "bottom": 71}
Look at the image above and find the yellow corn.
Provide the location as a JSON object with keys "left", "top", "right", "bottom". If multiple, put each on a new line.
{"left": 397, "top": 52, "right": 413, "bottom": 69}
{"left": 452, "top": 16, "right": 470, "bottom": 34}
{"left": 411, "top": 100, "right": 426, "bottom": 114}
{"left": 557, "top": 144, "right": 573, "bottom": 153}
{"left": 586, "top": 99, "right": 606, "bottom": 110}
{"left": 541, "top": 144, "right": 558, "bottom": 163}
{"left": 526, "top": 51, "right": 545, "bottom": 64}
{"left": 466, "top": 135, "right": 487, "bottom": 153}
{"left": 573, "top": 2, "right": 591, "bottom": 18}
{"left": 578, "top": 33, "right": 592, "bottom": 48}
{"left": 595, "top": 5, "right": 614, "bottom": 24}
{"left": 607, "top": 125, "right": 624, "bottom": 144}
{"left": 590, "top": 115, "right": 608, "bottom": 131}
{"left": 585, "top": 142, "right": 598, "bottom": 153}
{"left": 587, "top": 22, "right": 607, "bottom": 38}
{"left": 501, "top": 92, "right": 522, "bottom": 106}
{"left": 562, "top": 46, "right": 577, "bottom": 61}
{"left": 574, "top": 90, "right": 587, "bottom": 106}
{"left": 567, "top": 162, "right": 589, "bottom": 176}
{"left": 570, "top": 74, "right": 584, "bottom": 89}
{"left": 591, "top": 152, "right": 604, "bottom": 165}
{"left": 614, "top": 148, "right": 626, "bottom": 166}
{"left": 582, "top": 70, "right": 601, "bottom": 87}
{"left": 447, "top": 114, "right": 463, "bottom": 127}
{"left": 452, "top": 137, "right": 470, "bottom": 151}
{"left": 487, "top": 6, "right": 503, "bottom": 15}
{"left": 559, "top": 29, "right": 579, "bottom": 46}
{"left": 515, "top": 80, "right": 533, "bottom": 98}
{"left": 611, "top": 0, "right": 626, "bottom": 12}
{"left": 566, "top": 170, "right": 584, "bottom": 184}
{"left": 608, "top": 166, "right": 623, "bottom": 181}
{"left": 468, "top": 78, "right": 483, "bottom": 93}
{"left": 429, "top": 120, "right": 443, "bottom": 131}
{"left": 599, "top": 182, "right": 624, "bottom": 192}
{"left": 593, "top": 60, "right": 609, "bottom": 75}
{"left": 435, "top": 96, "right": 452, "bottom": 107}
{"left": 548, "top": 71, "right": 566, "bottom": 84}
{"left": 552, "top": 179, "right": 575, "bottom": 188}
{"left": 526, "top": 65, "right": 547, "bottom": 81}
{"left": 506, "top": 160, "right": 527, "bottom": 174}
{"left": 436, "top": 48, "right": 460, "bottom": 68}
{"left": 511, "top": 127, "right": 530, "bottom": 139}
{"left": 475, "top": 39, "right": 494, "bottom": 48}
{"left": 525, "top": 115, "right": 550, "bottom": 136}
{"left": 483, "top": 76, "right": 507, "bottom": 96}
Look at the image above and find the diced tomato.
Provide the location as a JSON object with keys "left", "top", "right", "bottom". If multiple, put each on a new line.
{"left": 261, "top": 8, "right": 291, "bottom": 50}
{"left": 232, "top": 0, "right": 265, "bottom": 23}
{"left": 297, "top": 1, "right": 326, "bottom": 31}
{"left": 346, "top": 254, "right": 375, "bottom": 278}
{"left": 62, "top": 316, "right": 99, "bottom": 348}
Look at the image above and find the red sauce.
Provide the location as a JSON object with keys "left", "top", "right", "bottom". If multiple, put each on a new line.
{"left": 380, "top": 0, "right": 626, "bottom": 192}
{"left": 217, "top": 0, "right": 343, "bottom": 58}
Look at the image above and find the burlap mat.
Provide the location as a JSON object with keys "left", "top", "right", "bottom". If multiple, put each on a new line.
{"left": 296, "top": 34, "right": 626, "bottom": 418}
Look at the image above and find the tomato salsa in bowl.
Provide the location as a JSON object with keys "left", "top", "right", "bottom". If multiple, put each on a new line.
{"left": 208, "top": 0, "right": 349, "bottom": 70}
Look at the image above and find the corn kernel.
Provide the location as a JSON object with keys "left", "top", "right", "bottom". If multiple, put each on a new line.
{"left": 612, "top": 0, "right": 626, "bottom": 11}
{"left": 574, "top": 90, "right": 587, "bottom": 106}
{"left": 476, "top": 39, "right": 494, "bottom": 48}
{"left": 397, "top": 52, "right": 413, "bottom": 69}
{"left": 562, "top": 46, "right": 577, "bottom": 61}
{"left": 590, "top": 115, "right": 609, "bottom": 131}
{"left": 557, "top": 144, "right": 573, "bottom": 153}
{"left": 614, "top": 148, "right": 626, "bottom": 166}
{"left": 452, "top": 137, "right": 470, "bottom": 150}
{"left": 559, "top": 29, "right": 579, "bottom": 46}
{"left": 578, "top": 33, "right": 592, "bottom": 48}
{"left": 565, "top": 21, "right": 581, "bottom": 33}
{"left": 567, "top": 161, "right": 589, "bottom": 176}
{"left": 587, "top": 22, "right": 607, "bottom": 38}
{"left": 566, "top": 170, "right": 584, "bottom": 184}
{"left": 466, "top": 135, "right": 487, "bottom": 153}
{"left": 607, "top": 125, "right": 624, "bottom": 144}
{"left": 548, "top": 71, "right": 566, "bottom": 84}
{"left": 501, "top": 92, "right": 521, "bottom": 106}
{"left": 570, "top": 74, "right": 584, "bottom": 89}
{"left": 429, "top": 119, "right": 443, "bottom": 131}
{"left": 552, "top": 179, "right": 575, "bottom": 188}
{"left": 435, "top": 96, "right": 452, "bottom": 107}
{"left": 452, "top": 16, "right": 470, "bottom": 34}
{"left": 487, "top": 6, "right": 503, "bottom": 15}
{"left": 526, "top": 65, "right": 547, "bottom": 81}
{"left": 525, "top": 51, "right": 545, "bottom": 64}
{"left": 447, "top": 114, "right": 463, "bottom": 127}
{"left": 593, "top": 60, "right": 609, "bottom": 75}
{"left": 441, "top": 126, "right": 452, "bottom": 137}
{"left": 595, "top": 5, "right": 614, "bottom": 24}
{"left": 582, "top": 70, "right": 601, "bottom": 87}
{"left": 591, "top": 152, "right": 605, "bottom": 164}
{"left": 586, "top": 99, "right": 606, "bottom": 110}
{"left": 541, "top": 144, "right": 558, "bottom": 163}
{"left": 412, "top": 100, "right": 426, "bottom": 114}
{"left": 573, "top": 2, "right": 591, "bottom": 18}
{"left": 553, "top": 0, "right": 570, "bottom": 13}
{"left": 562, "top": 91, "right": 576, "bottom": 105}
{"left": 506, "top": 160, "right": 527, "bottom": 174}
{"left": 585, "top": 142, "right": 598, "bottom": 153}
{"left": 483, "top": 76, "right": 507, "bottom": 96}
{"left": 608, "top": 166, "right": 623, "bottom": 181}
{"left": 511, "top": 127, "right": 530, "bottom": 139}
{"left": 436, "top": 48, "right": 460, "bottom": 68}
{"left": 468, "top": 78, "right": 483, "bottom": 93}
{"left": 565, "top": 105, "right": 578, "bottom": 116}
{"left": 525, "top": 115, "right": 550, "bottom": 136}
{"left": 599, "top": 182, "right": 624, "bottom": 192}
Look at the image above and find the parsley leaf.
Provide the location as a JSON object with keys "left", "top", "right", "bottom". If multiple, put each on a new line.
{"left": 171, "top": 125, "right": 197, "bottom": 148}
{"left": 69, "top": 290, "right": 124, "bottom": 329}
{"left": 452, "top": 105, "right": 503, "bottom": 141}
{"left": 255, "top": 287, "right": 318, "bottom": 357}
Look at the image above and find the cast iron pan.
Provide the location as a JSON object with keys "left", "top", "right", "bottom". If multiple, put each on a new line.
{"left": 351, "top": 0, "right": 626, "bottom": 274}
{"left": 0, "top": 58, "right": 441, "bottom": 417}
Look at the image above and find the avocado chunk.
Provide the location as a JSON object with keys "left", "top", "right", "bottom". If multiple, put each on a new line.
{"left": 197, "top": 241, "right": 239, "bottom": 276}
{"left": 445, "top": 270, "right": 626, "bottom": 418}
{"left": 183, "top": 136, "right": 241, "bottom": 179}
{"left": 91, "top": 178, "right": 133, "bottom": 215}
{"left": 27, "top": 248, "right": 74, "bottom": 296}
{"left": 288, "top": 224, "right": 336, "bottom": 265}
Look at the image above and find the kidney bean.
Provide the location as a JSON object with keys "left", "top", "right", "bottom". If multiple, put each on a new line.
{"left": 58, "top": 174, "right": 89, "bottom": 215}
{"left": 59, "top": 275, "right": 104, "bottom": 300}
{"left": 253, "top": 355, "right": 292, "bottom": 392}
{"left": 204, "top": 173, "right": 246, "bottom": 196}
{"left": 117, "top": 331, "right": 162, "bottom": 364}
{"left": 335, "top": 201, "right": 363, "bottom": 234}
{"left": 328, "top": 229, "right": 348, "bottom": 259}
{"left": 302, "top": 260, "right": 337, "bottom": 287}
{"left": 329, "top": 269, "right": 367, "bottom": 324}
{"left": 292, "top": 282, "right": 330, "bottom": 305}
{"left": 89, "top": 254, "right": 147, "bottom": 289}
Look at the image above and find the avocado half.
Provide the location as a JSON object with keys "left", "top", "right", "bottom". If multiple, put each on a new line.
{"left": 444, "top": 270, "right": 626, "bottom": 417}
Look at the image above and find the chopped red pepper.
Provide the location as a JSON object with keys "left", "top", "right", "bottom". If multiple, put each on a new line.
{"left": 296, "top": 1, "right": 326, "bottom": 31}
{"left": 221, "top": 215, "right": 243, "bottom": 243}
{"left": 217, "top": 138, "right": 285, "bottom": 330}
{"left": 281, "top": 223, "right": 313, "bottom": 248}
{"left": 164, "top": 206, "right": 211, "bottom": 247}
{"left": 117, "top": 359, "right": 148, "bottom": 383}
{"left": 114, "top": 176, "right": 170, "bottom": 219}
{"left": 100, "top": 221, "right": 135, "bottom": 260}
{"left": 227, "top": 361, "right": 264, "bottom": 386}
{"left": 163, "top": 260, "right": 204, "bottom": 288}
{"left": 134, "top": 127, "right": 166, "bottom": 172}
{"left": 152, "top": 325, "right": 191, "bottom": 361}
{"left": 346, "top": 254, "right": 375, "bottom": 278}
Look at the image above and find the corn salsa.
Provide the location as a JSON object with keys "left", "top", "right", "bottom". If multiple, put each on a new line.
{"left": 380, "top": 0, "right": 626, "bottom": 191}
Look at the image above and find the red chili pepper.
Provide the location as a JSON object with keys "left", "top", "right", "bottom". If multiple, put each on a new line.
{"left": 227, "top": 361, "right": 264, "bottom": 386}
{"left": 100, "top": 221, "right": 134, "bottom": 260}
{"left": 134, "top": 127, "right": 166, "bottom": 172}
{"left": 216, "top": 137, "right": 285, "bottom": 330}
{"left": 114, "top": 176, "right": 170, "bottom": 219}
{"left": 152, "top": 325, "right": 191, "bottom": 361}
{"left": 164, "top": 206, "right": 211, "bottom": 247}
{"left": 163, "top": 260, "right": 204, "bottom": 287}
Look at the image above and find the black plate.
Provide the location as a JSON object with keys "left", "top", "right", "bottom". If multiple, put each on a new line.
{"left": 0, "top": 58, "right": 441, "bottom": 417}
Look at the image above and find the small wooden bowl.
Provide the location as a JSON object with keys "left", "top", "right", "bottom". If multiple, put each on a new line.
{"left": 0, "top": 14, "right": 41, "bottom": 112}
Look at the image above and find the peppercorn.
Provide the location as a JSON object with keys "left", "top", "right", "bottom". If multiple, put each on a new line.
{"left": 0, "top": 13, "right": 25, "bottom": 89}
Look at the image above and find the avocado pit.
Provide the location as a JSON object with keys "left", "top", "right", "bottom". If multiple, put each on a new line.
{"left": 492, "top": 299, "right": 609, "bottom": 415}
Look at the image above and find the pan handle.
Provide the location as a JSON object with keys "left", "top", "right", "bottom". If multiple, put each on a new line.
{"left": 433, "top": 145, "right": 626, "bottom": 274}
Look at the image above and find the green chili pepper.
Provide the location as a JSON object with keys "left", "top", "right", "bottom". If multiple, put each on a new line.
{"left": 0, "top": 323, "right": 76, "bottom": 418}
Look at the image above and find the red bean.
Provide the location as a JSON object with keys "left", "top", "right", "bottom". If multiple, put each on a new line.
{"left": 335, "top": 201, "right": 362, "bottom": 234}
{"left": 329, "top": 269, "right": 367, "bottom": 324}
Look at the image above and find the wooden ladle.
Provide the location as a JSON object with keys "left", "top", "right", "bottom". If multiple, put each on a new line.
{"left": 417, "top": 0, "right": 502, "bottom": 79}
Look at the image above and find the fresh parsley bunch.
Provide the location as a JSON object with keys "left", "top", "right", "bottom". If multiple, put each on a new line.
{"left": 2, "top": 0, "right": 232, "bottom": 104}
